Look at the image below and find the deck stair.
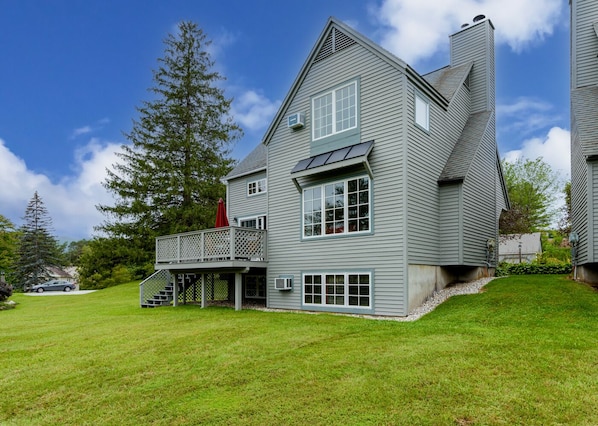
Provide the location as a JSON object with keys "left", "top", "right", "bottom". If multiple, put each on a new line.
{"left": 140, "top": 271, "right": 200, "bottom": 308}
{"left": 142, "top": 284, "right": 175, "bottom": 307}
{"left": 140, "top": 270, "right": 174, "bottom": 308}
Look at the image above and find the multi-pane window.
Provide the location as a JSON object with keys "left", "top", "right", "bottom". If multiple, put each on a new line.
{"left": 313, "top": 81, "right": 357, "bottom": 140}
{"left": 303, "top": 176, "right": 370, "bottom": 238}
{"left": 248, "top": 178, "right": 267, "bottom": 196}
{"left": 245, "top": 275, "right": 266, "bottom": 299}
{"left": 415, "top": 93, "right": 429, "bottom": 131}
{"left": 239, "top": 215, "right": 267, "bottom": 230}
{"left": 303, "top": 273, "right": 370, "bottom": 308}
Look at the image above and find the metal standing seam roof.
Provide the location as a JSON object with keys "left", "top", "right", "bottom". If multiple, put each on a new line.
{"left": 571, "top": 86, "right": 598, "bottom": 158}
{"left": 438, "top": 111, "right": 492, "bottom": 183}
{"left": 225, "top": 143, "right": 267, "bottom": 180}
{"left": 291, "top": 140, "right": 374, "bottom": 174}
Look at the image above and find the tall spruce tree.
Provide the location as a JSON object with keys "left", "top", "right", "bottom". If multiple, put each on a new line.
{"left": 97, "top": 21, "right": 241, "bottom": 265}
{"left": 15, "top": 192, "right": 60, "bottom": 290}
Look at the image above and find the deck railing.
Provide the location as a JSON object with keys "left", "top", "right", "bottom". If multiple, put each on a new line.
{"left": 155, "top": 227, "right": 267, "bottom": 264}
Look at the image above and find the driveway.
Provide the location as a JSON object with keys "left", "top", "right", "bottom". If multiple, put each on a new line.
{"left": 24, "top": 290, "right": 97, "bottom": 296}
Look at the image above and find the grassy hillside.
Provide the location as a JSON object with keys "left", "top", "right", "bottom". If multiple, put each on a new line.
{"left": 1, "top": 275, "right": 597, "bottom": 425}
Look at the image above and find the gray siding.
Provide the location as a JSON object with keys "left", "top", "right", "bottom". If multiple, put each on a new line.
{"left": 439, "top": 183, "right": 461, "bottom": 264}
{"left": 591, "top": 161, "right": 598, "bottom": 263}
{"left": 572, "top": 0, "right": 598, "bottom": 88}
{"left": 571, "top": 103, "right": 590, "bottom": 264}
{"left": 461, "top": 116, "right": 497, "bottom": 264}
{"left": 266, "top": 41, "right": 408, "bottom": 316}
{"left": 227, "top": 171, "right": 268, "bottom": 225}
{"left": 450, "top": 20, "right": 495, "bottom": 114}
{"left": 407, "top": 79, "right": 470, "bottom": 265}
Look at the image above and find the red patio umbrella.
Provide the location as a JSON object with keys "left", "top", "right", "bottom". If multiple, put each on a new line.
{"left": 215, "top": 198, "right": 229, "bottom": 228}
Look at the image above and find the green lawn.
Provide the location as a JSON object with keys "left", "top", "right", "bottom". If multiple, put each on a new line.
{"left": 1, "top": 275, "right": 597, "bottom": 425}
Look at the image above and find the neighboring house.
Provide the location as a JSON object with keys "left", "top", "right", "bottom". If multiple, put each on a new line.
{"left": 570, "top": 0, "right": 598, "bottom": 282}
{"left": 498, "top": 233, "right": 542, "bottom": 264}
{"left": 46, "top": 266, "right": 74, "bottom": 282}
{"left": 147, "top": 15, "right": 509, "bottom": 316}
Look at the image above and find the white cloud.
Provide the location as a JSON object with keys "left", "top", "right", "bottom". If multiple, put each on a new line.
{"left": 70, "top": 119, "right": 111, "bottom": 139}
{"left": 503, "top": 126, "right": 571, "bottom": 178}
{"left": 231, "top": 90, "right": 281, "bottom": 132}
{"left": 71, "top": 126, "right": 92, "bottom": 138}
{"left": 373, "top": 0, "right": 564, "bottom": 65}
{"left": 497, "top": 96, "right": 562, "bottom": 136}
{"left": 0, "top": 137, "right": 123, "bottom": 240}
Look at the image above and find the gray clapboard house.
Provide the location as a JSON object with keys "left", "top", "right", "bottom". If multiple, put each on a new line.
{"left": 570, "top": 0, "right": 598, "bottom": 282}
{"left": 145, "top": 16, "right": 509, "bottom": 316}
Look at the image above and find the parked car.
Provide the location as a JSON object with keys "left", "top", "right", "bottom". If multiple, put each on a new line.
{"left": 30, "top": 280, "right": 76, "bottom": 293}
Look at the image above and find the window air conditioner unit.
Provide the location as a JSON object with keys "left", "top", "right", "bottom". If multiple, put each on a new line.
{"left": 274, "top": 277, "right": 292, "bottom": 290}
{"left": 287, "top": 112, "right": 305, "bottom": 129}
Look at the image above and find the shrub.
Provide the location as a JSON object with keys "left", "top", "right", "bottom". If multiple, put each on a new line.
{"left": 0, "top": 281, "right": 12, "bottom": 302}
{"left": 496, "top": 261, "right": 572, "bottom": 276}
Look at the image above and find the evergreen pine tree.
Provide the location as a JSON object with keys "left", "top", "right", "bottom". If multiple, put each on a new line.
{"left": 15, "top": 192, "right": 60, "bottom": 290}
{"left": 97, "top": 21, "right": 241, "bottom": 265}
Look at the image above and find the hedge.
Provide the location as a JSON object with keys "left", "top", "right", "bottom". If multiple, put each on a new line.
{"left": 495, "top": 262, "right": 572, "bottom": 276}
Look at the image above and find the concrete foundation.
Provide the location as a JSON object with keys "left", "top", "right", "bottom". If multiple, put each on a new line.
{"left": 407, "top": 264, "right": 493, "bottom": 312}
{"left": 575, "top": 263, "right": 598, "bottom": 283}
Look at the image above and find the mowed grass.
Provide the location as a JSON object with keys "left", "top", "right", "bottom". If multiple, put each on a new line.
{"left": 1, "top": 275, "right": 597, "bottom": 425}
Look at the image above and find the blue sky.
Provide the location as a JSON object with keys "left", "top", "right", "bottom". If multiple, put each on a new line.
{"left": 0, "top": 0, "right": 569, "bottom": 240}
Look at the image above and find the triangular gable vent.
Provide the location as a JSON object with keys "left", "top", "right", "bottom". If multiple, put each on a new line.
{"left": 314, "top": 27, "right": 357, "bottom": 63}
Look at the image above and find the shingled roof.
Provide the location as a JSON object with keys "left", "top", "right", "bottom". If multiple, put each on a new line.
{"left": 438, "top": 111, "right": 492, "bottom": 183}
{"left": 423, "top": 61, "right": 473, "bottom": 103}
{"left": 225, "top": 143, "right": 267, "bottom": 180}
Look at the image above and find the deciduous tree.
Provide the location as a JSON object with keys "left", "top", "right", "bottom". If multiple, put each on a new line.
{"left": 558, "top": 181, "right": 571, "bottom": 236}
{"left": 499, "top": 157, "right": 562, "bottom": 234}
{"left": 0, "top": 214, "right": 19, "bottom": 279}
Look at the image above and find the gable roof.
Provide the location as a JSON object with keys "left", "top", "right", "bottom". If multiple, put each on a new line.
{"left": 571, "top": 86, "right": 598, "bottom": 157}
{"left": 423, "top": 62, "right": 473, "bottom": 103}
{"left": 261, "top": 17, "right": 448, "bottom": 147}
{"left": 438, "top": 111, "right": 492, "bottom": 183}
{"left": 225, "top": 143, "right": 267, "bottom": 181}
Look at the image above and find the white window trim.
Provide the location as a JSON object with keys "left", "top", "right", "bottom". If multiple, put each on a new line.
{"left": 302, "top": 272, "right": 371, "bottom": 309}
{"left": 312, "top": 80, "right": 358, "bottom": 141}
{"left": 247, "top": 178, "right": 267, "bottom": 197}
{"left": 415, "top": 92, "right": 430, "bottom": 131}
{"left": 239, "top": 215, "right": 267, "bottom": 230}
{"left": 302, "top": 175, "right": 370, "bottom": 239}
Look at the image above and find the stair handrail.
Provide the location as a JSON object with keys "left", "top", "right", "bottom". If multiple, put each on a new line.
{"left": 139, "top": 270, "right": 172, "bottom": 307}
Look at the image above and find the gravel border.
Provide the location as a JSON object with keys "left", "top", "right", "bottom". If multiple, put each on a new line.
{"left": 385, "top": 277, "right": 496, "bottom": 322}
{"left": 255, "top": 277, "right": 497, "bottom": 322}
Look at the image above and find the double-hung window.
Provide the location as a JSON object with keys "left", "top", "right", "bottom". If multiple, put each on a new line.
{"left": 303, "top": 176, "right": 370, "bottom": 238}
{"left": 248, "top": 178, "right": 267, "bottom": 196}
{"left": 303, "top": 272, "right": 371, "bottom": 308}
{"left": 415, "top": 93, "right": 429, "bottom": 131}
{"left": 312, "top": 81, "right": 357, "bottom": 140}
